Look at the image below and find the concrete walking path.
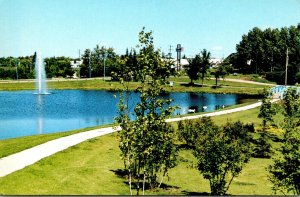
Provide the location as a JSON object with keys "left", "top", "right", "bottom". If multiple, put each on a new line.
{"left": 0, "top": 126, "right": 121, "bottom": 177}
{"left": 220, "top": 78, "right": 276, "bottom": 86}
{"left": 0, "top": 99, "right": 279, "bottom": 177}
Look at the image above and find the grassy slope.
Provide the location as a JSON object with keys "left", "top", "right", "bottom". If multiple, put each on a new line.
{"left": 0, "top": 132, "right": 275, "bottom": 195}
{"left": 0, "top": 106, "right": 285, "bottom": 195}
{"left": 0, "top": 124, "right": 114, "bottom": 158}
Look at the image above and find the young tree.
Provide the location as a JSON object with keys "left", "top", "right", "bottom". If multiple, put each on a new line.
{"left": 80, "top": 49, "right": 91, "bottom": 78}
{"left": 212, "top": 64, "right": 231, "bottom": 87}
{"left": 268, "top": 127, "right": 300, "bottom": 195}
{"left": 178, "top": 117, "right": 253, "bottom": 195}
{"left": 282, "top": 88, "right": 300, "bottom": 119}
{"left": 196, "top": 121, "right": 252, "bottom": 195}
{"left": 185, "top": 54, "right": 201, "bottom": 85}
{"left": 116, "top": 28, "right": 178, "bottom": 195}
{"left": 252, "top": 132, "right": 273, "bottom": 158}
{"left": 177, "top": 117, "right": 216, "bottom": 148}
{"left": 268, "top": 87, "right": 300, "bottom": 195}
{"left": 258, "top": 88, "right": 276, "bottom": 131}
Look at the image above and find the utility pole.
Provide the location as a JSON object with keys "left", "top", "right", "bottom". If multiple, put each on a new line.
{"left": 89, "top": 51, "right": 91, "bottom": 78}
{"left": 103, "top": 52, "right": 106, "bottom": 81}
{"left": 16, "top": 59, "right": 19, "bottom": 80}
{"left": 285, "top": 48, "right": 289, "bottom": 86}
{"left": 78, "top": 49, "right": 81, "bottom": 78}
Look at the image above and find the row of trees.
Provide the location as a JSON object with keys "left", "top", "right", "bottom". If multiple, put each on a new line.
{"left": 0, "top": 56, "right": 74, "bottom": 79}
{"left": 0, "top": 56, "right": 35, "bottom": 79}
{"left": 80, "top": 45, "right": 119, "bottom": 78}
{"left": 0, "top": 47, "right": 143, "bottom": 80}
{"left": 229, "top": 24, "right": 300, "bottom": 84}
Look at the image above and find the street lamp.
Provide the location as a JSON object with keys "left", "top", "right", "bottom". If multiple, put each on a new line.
{"left": 15, "top": 59, "right": 19, "bottom": 80}
{"left": 103, "top": 52, "right": 107, "bottom": 81}
{"left": 89, "top": 51, "right": 91, "bottom": 78}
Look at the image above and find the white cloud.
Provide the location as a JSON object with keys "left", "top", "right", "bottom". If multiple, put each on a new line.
{"left": 211, "top": 46, "right": 223, "bottom": 51}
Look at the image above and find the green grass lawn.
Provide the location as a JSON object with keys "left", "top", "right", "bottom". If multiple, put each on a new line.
{"left": 0, "top": 77, "right": 271, "bottom": 95}
{"left": 0, "top": 132, "right": 279, "bottom": 195}
{"left": 0, "top": 77, "right": 283, "bottom": 195}
{"left": 0, "top": 104, "right": 285, "bottom": 195}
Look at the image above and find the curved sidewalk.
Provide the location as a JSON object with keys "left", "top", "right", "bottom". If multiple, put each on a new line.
{"left": 0, "top": 99, "right": 279, "bottom": 177}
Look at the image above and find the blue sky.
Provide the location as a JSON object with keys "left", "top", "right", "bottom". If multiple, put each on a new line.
{"left": 0, "top": 0, "right": 299, "bottom": 58}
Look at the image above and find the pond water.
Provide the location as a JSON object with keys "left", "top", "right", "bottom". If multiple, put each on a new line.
{"left": 0, "top": 90, "right": 256, "bottom": 140}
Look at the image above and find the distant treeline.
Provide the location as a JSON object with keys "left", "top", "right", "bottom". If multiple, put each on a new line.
{"left": 0, "top": 46, "right": 137, "bottom": 80}
{"left": 226, "top": 23, "right": 300, "bottom": 85}
{"left": 1, "top": 24, "right": 299, "bottom": 85}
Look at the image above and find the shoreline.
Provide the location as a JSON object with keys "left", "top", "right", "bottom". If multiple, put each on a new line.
{"left": 0, "top": 99, "right": 279, "bottom": 177}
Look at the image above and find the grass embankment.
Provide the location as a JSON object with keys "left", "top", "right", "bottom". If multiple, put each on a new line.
{"left": 0, "top": 105, "right": 285, "bottom": 195}
{"left": 0, "top": 76, "right": 271, "bottom": 95}
{"left": 0, "top": 124, "right": 115, "bottom": 159}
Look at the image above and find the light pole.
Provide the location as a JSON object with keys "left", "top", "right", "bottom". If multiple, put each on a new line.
{"left": 285, "top": 48, "right": 289, "bottom": 86}
{"left": 15, "top": 59, "right": 19, "bottom": 80}
{"left": 103, "top": 52, "right": 107, "bottom": 81}
{"left": 89, "top": 51, "right": 91, "bottom": 78}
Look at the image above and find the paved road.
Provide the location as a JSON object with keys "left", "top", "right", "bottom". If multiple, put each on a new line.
{"left": 222, "top": 78, "right": 276, "bottom": 86}
{"left": 0, "top": 77, "right": 107, "bottom": 83}
{"left": 0, "top": 99, "right": 279, "bottom": 177}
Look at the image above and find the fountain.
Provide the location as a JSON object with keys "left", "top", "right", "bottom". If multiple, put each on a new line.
{"left": 34, "top": 52, "right": 49, "bottom": 94}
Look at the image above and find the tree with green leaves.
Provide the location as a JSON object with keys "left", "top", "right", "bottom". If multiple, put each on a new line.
{"left": 282, "top": 87, "right": 300, "bottom": 119}
{"left": 44, "top": 56, "right": 74, "bottom": 78}
{"left": 268, "top": 127, "right": 300, "bottom": 195}
{"left": 178, "top": 117, "right": 253, "bottom": 195}
{"left": 258, "top": 88, "right": 276, "bottom": 131}
{"left": 199, "top": 49, "right": 211, "bottom": 85}
{"left": 268, "top": 87, "right": 300, "bottom": 195}
{"left": 185, "top": 54, "right": 201, "bottom": 85}
{"left": 115, "top": 28, "right": 177, "bottom": 195}
{"left": 80, "top": 49, "right": 91, "bottom": 78}
{"left": 177, "top": 117, "right": 216, "bottom": 148}
{"left": 111, "top": 48, "right": 138, "bottom": 81}
{"left": 235, "top": 24, "right": 300, "bottom": 85}
{"left": 212, "top": 64, "right": 231, "bottom": 87}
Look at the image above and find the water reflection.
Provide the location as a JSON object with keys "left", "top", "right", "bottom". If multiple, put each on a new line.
{"left": 36, "top": 95, "right": 44, "bottom": 134}
{"left": 0, "top": 90, "right": 257, "bottom": 140}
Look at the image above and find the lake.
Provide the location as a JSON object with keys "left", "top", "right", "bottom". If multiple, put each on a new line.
{"left": 0, "top": 90, "right": 256, "bottom": 140}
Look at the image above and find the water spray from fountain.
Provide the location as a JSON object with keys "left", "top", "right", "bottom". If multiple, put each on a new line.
{"left": 34, "top": 52, "right": 49, "bottom": 94}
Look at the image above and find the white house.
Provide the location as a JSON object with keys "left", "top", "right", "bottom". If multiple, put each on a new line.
{"left": 70, "top": 60, "right": 83, "bottom": 78}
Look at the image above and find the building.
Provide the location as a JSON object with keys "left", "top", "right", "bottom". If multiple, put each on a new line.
{"left": 70, "top": 60, "right": 83, "bottom": 78}
{"left": 209, "top": 57, "right": 224, "bottom": 67}
{"left": 167, "top": 58, "right": 189, "bottom": 70}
